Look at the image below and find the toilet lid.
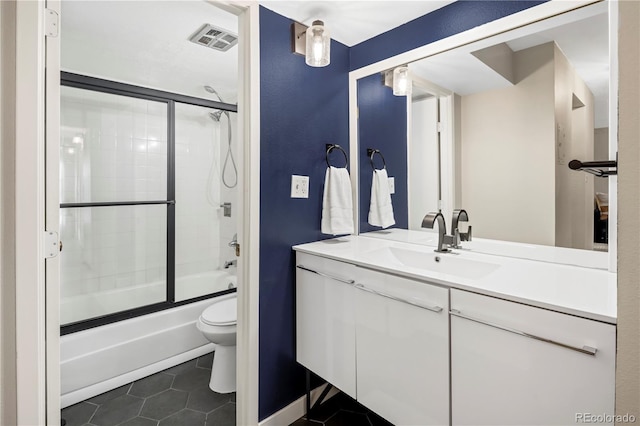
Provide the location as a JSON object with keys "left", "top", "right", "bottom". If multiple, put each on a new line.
{"left": 201, "top": 297, "right": 237, "bottom": 326}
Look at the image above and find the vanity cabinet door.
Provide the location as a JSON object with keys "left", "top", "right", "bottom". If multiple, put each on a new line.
{"left": 354, "top": 267, "right": 450, "bottom": 426}
{"left": 450, "top": 289, "right": 616, "bottom": 426}
{"left": 295, "top": 252, "right": 357, "bottom": 398}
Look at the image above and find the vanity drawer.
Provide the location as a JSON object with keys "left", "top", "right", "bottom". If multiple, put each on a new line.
{"left": 295, "top": 253, "right": 357, "bottom": 398}
{"left": 355, "top": 267, "right": 449, "bottom": 426}
{"left": 450, "top": 289, "right": 615, "bottom": 425}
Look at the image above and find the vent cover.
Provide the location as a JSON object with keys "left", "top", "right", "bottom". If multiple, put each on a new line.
{"left": 189, "top": 24, "right": 238, "bottom": 52}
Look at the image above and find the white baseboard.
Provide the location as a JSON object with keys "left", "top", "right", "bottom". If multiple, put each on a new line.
{"left": 258, "top": 384, "right": 340, "bottom": 426}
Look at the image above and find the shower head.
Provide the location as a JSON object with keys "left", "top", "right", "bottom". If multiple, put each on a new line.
{"left": 209, "top": 111, "right": 224, "bottom": 122}
{"left": 204, "top": 85, "right": 225, "bottom": 103}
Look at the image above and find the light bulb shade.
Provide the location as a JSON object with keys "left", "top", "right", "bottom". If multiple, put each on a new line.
{"left": 305, "top": 20, "right": 330, "bottom": 67}
{"left": 393, "top": 66, "right": 411, "bottom": 96}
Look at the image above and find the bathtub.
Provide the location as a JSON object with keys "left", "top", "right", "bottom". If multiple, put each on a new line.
{"left": 60, "top": 270, "right": 236, "bottom": 408}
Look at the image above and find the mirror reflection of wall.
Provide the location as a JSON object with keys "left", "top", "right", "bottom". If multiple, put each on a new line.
{"left": 360, "top": 3, "right": 610, "bottom": 252}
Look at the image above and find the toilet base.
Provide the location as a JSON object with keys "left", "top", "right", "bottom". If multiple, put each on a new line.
{"left": 210, "top": 345, "right": 236, "bottom": 393}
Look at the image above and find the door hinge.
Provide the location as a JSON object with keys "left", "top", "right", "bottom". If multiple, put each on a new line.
{"left": 44, "top": 231, "right": 60, "bottom": 259}
{"left": 45, "top": 9, "right": 59, "bottom": 38}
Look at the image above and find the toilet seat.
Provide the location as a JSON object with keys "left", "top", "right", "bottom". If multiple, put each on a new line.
{"left": 201, "top": 297, "right": 236, "bottom": 326}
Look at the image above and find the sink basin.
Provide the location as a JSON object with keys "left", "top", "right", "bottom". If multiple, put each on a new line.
{"left": 363, "top": 247, "right": 500, "bottom": 280}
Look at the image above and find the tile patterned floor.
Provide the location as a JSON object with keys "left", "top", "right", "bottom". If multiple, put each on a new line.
{"left": 290, "top": 392, "right": 394, "bottom": 426}
{"left": 61, "top": 352, "right": 236, "bottom": 426}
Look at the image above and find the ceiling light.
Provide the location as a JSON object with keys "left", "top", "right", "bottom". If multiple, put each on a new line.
{"left": 393, "top": 66, "right": 411, "bottom": 96}
{"left": 292, "top": 20, "right": 331, "bottom": 67}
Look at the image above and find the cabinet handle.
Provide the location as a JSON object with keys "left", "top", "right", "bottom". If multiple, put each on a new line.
{"left": 296, "top": 265, "right": 355, "bottom": 285}
{"left": 354, "top": 283, "right": 443, "bottom": 314}
{"left": 449, "top": 309, "right": 597, "bottom": 356}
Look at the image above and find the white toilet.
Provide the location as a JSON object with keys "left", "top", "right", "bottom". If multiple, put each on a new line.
{"left": 196, "top": 294, "right": 237, "bottom": 393}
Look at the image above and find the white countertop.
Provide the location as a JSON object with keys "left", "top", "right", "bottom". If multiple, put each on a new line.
{"left": 293, "top": 235, "right": 617, "bottom": 324}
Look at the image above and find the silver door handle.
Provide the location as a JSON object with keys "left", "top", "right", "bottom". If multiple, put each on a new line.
{"left": 449, "top": 309, "right": 597, "bottom": 356}
{"left": 296, "top": 265, "right": 355, "bottom": 285}
{"left": 354, "top": 283, "right": 443, "bottom": 313}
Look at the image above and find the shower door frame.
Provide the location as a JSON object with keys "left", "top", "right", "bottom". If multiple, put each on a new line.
{"left": 59, "top": 72, "right": 239, "bottom": 335}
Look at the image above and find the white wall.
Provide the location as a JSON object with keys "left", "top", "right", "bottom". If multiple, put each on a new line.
{"left": 0, "top": 0, "right": 17, "bottom": 424}
{"left": 460, "top": 43, "right": 556, "bottom": 245}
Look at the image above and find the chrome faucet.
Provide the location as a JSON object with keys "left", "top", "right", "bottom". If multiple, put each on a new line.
{"left": 224, "top": 259, "right": 237, "bottom": 269}
{"left": 421, "top": 212, "right": 457, "bottom": 253}
{"left": 451, "top": 209, "right": 472, "bottom": 248}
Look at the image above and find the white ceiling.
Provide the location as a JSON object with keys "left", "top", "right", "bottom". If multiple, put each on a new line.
{"left": 61, "top": 1, "right": 239, "bottom": 103}
{"left": 259, "top": 1, "right": 455, "bottom": 47}
{"left": 409, "top": 3, "right": 609, "bottom": 128}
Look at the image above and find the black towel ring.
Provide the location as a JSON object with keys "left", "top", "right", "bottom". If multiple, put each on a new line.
{"left": 326, "top": 144, "right": 349, "bottom": 168}
{"left": 367, "top": 148, "right": 387, "bottom": 171}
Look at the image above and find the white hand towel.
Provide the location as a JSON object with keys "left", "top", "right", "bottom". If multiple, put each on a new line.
{"left": 368, "top": 168, "right": 395, "bottom": 228}
{"left": 321, "top": 166, "right": 354, "bottom": 235}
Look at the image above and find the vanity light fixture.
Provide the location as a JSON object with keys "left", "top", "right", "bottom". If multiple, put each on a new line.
{"left": 393, "top": 65, "right": 412, "bottom": 96}
{"left": 291, "top": 20, "right": 330, "bottom": 67}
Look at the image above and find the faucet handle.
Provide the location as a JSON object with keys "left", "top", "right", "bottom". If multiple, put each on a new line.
{"left": 461, "top": 225, "right": 472, "bottom": 242}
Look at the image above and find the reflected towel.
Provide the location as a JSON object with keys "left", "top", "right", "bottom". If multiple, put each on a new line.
{"left": 368, "top": 168, "right": 395, "bottom": 228}
{"left": 321, "top": 166, "right": 355, "bottom": 235}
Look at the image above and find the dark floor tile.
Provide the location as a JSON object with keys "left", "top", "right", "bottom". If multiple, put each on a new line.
{"left": 158, "top": 409, "right": 206, "bottom": 426}
{"left": 87, "top": 384, "right": 131, "bottom": 405}
{"left": 129, "top": 373, "right": 173, "bottom": 398}
{"left": 171, "top": 366, "right": 211, "bottom": 392}
{"left": 186, "top": 386, "right": 229, "bottom": 413}
{"left": 61, "top": 402, "right": 98, "bottom": 426}
{"left": 290, "top": 418, "right": 323, "bottom": 426}
{"left": 162, "top": 359, "right": 197, "bottom": 376}
{"left": 325, "top": 410, "right": 371, "bottom": 426}
{"left": 366, "top": 411, "right": 394, "bottom": 426}
{"left": 229, "top": 393, "right": 236, "bottom": 403}
{"left": 117, "top": 417, "right": 158, "bottom": 426}
{"left": 90, "top": 394, "right": 144, "bottom": 426}
{"left": 205, "top": 403, "right": 236, "bottom": 426}
{"left": 196, "top": 352, "right": 214, "bottom": 370}
{"left": 330, "top": 393, "right": 368, "bottom": 415}
{"left": 306, "top": 394, "right": 346, "bottom": 423}
{"left": 140, "top": 389, "right": 188, "bottom": 420}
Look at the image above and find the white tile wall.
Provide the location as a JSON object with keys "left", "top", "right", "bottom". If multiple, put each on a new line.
{"left": 60, "top": 87, "right": 238, "bottom": 321}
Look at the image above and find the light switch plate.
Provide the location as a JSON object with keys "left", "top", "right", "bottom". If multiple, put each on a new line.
{"left": 388, "top": 177, "right": 395, "bottom": 194}
{"left": 291, "top": 175, "right": 309, "bottom": 198}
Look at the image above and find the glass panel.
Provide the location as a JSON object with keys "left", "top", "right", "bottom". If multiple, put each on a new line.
{"left": 60, "top": 205, "right": 167, "bottom": 325}
{"left": 60, "top": 86, "right": 168, "bottom": 204}
{"left": 174, "top": 103, "right": 238, "bottom": 301}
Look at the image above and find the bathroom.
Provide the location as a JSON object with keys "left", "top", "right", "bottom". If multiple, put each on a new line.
{"left": 0, "top": 1, "right": 638, "bottom": 426}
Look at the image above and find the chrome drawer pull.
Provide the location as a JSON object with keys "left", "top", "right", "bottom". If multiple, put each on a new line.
{"left": 296, "top": 265, "right": 355, "bottom": 285}
{"left": 355, "top": 283, "right": 443, "bottom": 314}
{"left": 449, "top": 309, "right": 597, "bottom": 356}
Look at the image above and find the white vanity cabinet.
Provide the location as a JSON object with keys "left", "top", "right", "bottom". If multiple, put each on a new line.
{"left": 354, "top": 267, "right": 450, "bottom": 426}
{"left": 295, "top": 252, "right": 357, "bottom": 398}
{"left": 450, "top": 289, "right": 616, "bottom": 426}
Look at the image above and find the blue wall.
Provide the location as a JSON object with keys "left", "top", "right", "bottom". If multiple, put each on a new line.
{"left": 258, "top": 1, "right": 547, "bottom": 421}
{"left": 350, "top": 1, "right": 546, "bottom": 71}
{"left": 357, "top": 74, "right": 408, "bottom": 233}
{"left": 258, "top": 6, "right": 350, "bottom": 420}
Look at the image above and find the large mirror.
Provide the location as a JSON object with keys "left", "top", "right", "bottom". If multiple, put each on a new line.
{"left": 354, "top": 1, "right": 613, "bottom": 253}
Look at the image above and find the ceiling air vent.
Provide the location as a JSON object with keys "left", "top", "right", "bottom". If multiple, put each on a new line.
{"left": 189, "top": 24, "right": 238, "bottom": 52}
